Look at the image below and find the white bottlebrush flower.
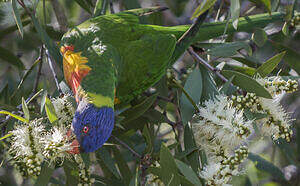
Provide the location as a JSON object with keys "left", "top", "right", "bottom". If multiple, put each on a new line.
{"left": 51, "top": 94, "right": 75, "bottom": 127}
{"left": 257, "top": 76, "right": 298, "bottom": 98}
{"left": 42, "top": 126, "right": 72, "bottom": 164}
{"left": 258, "top": 97, "right": 293, "bottom": 141}
{"left": 10, "top": 119, "right": 44, "bottom": 158}
{"left": 74, "top": 155, "right": 94, "bottom": 185}
{"left": 199, "top": 163, "right": 232, "bottom": 186}
{"left": 192, "top": 94, "right": 253, "bottom": 152}
{"left": 9, "top": 119, "right": 45, "bottom": 177}
{"left": 200, "top": 146, "right": 249, "bottom": 186}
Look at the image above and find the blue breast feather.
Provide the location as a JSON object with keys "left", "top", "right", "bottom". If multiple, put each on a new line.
{"left": 72, "top": 100, "right": 114, "bottom": 152}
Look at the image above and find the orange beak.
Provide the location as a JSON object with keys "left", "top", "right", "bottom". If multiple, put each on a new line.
{"left": 66, "top": 129, "right": 80, "bottom": 154}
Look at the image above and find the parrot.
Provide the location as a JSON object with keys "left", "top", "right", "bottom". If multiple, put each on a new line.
{"left": 60, "top": 7, "right": 286, "bottom": 153}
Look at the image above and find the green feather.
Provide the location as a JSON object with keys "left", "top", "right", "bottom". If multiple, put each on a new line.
{"left": 61, "top": 8, "right": 286, "bottom": 107}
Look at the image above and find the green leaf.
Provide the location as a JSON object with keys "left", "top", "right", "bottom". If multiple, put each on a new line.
{"left": 222, "top": 70, "right": 272, "bottom": 98}
{"left": 142, "top": 125, "right": 153, "bottom": 154}
{"left": 34, "top": 163, "right": 54, "bottom": 186}
{"left": 225, "top": 64, "right": 256, "bottom": 76}
{"left": 0, "top": 110, "right": 28, "bottom": 123}
{"left": 0, "top": 133, "right": 12, "bottom": 141}
{"left": 219, "top": 76, "right": 236, "bottom": 96}
{"left": 30, "top": 15, "right": 63, "bottom": 72}
{"left": 248, "top": 153, "right": 286, "bottom": 181}
{"left": 282, "top": 22, "right": 289, "bottom": 36}
{"left": 175, "top": 159, "right": 202, "bottom": 186}
{"left": 94, "top": 0, "right": 108, "bottom": 17}
{"left": 10, "top": 58, "right": 41, "bottom": 99}
{"left": 120, "top": 94, "right": 157, "bottom": 123}
{"left": 252, "top": 28, "right": 267, "bottom": 47}
{"left": 274, "top": 139, "right": 297, "bottom": 165}
{"left": 232, "top": 56, "right": 260, "bottom": 68}
{"left": 160, "top": 144, "right": 180, "bottom": 185}
{"left": 63, "top": 160, "right": 79, "bottom": 186}
{"left": 230, "top": 0, "right": 240, "bottom": 29}
{"left": 97, "top": 147, "right": 121, "bottom": 179}
{"left": 11, "top": 0, "right": 23, "bottom": 38}
{"left": 0, "top": 46, "right": 24, "bottom": 70}
{"left": 74, "top": 0, "right": 92, "bottom": 14}
{"left": 180, "top": 68, "right": 202, "bottom": 124}
{"left": 184, "top": 125, "right": 201, "bottom": 174}
{"left": 207, "top": 42, "right": 252, "bottom": 57}
{"left": 270, "top": 40, "right": 300, "bottom": 74}
{"left": 40, "top": 90, "right": 47, "bottom": 114}
{"left": 129, "top": 166, "right": 139, "bottom": 186}
{"left": 178, "top": 175, "right": 194, "bottom": 186}
{"left": 0, "top": 20, "right": 31, "bottom": 41}
{"left": 191, "top": 0, "right": 217, "bottom": 19}
{"left": 123, "top": 0, "right": 141, "bottom": 9}
{"left": 199, "top": 64, "right": 218, "bottom": 101}
{"left": 255, "top": 51, "right": 286, "bottom": 77}
{"left": 44, "top": 96, "right": 58, "bottom": 123}
{"left": 111, "top": 146, "right": 132, "bottom": 185}
{"left": 260, "top": 0, "right": 271, "bottom": 14}
{"left": 22, "top": 97, "right": 29, "bottom": 120}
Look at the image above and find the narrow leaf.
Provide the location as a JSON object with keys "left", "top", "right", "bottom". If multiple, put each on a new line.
{"left": 11, "top": 58, "right": 41, "bottom": 99}
{"left": 111, "top": 146, "right": 132, "bottom": 185}
{"left": 11, "top": 0, "right": 23, "bottom": 37}
{"left": 97, "top": 147, "right": 121, "bottom": 179}
{"left": 0, "top": 133, "right": 12, "bottom": 141}
{"left": 160, "top": 144, "right": 180, "bottom": 185}
{"left": 248, "top": 153, "right": 285, "bottom": 181}
{"left": 255, "top": 51, "right": 286, "bottom": 77}
{"left": 22, "top": 97, "right": 30, "bottom": 120}
{"left": 180, "top": 68, "right": 202, "bottom": 124}
{"left": 199, "top": 64, "right": 219, "bottom": 101}
{"left": 142, "top": 125, "right": 153, "bottom": 154}
{"left": 74, "top": 0, "right": 92, "bottom": 14}
{"left": 34, "top": 163, "right": 54, "bottom": 186}
{"left": 270, "top": 40, "right": 300, "bottom": 74}
{"left": 0, "top": 20, "right": 31, "bottom": 41}
{"left": 0, "top": 110, "right": 28, "bottom": 123}
{"left": 30, "top": 15, "right": 63, "bottom": 72}
{"left": 282, "top": 22, "right": 289, "bottom": 36}
{"left": 94, "top": 0, "right": 108, "bottom": 17}
{"left": 208, "top": 42, "right": 252, "bottom": 57}
{"left": 120, "top": 94, "right": 157, "bottom": 123}
{"left": 44, "top": 96, "right": 58, "bottom": 123}
{"left": 175, "top": 160, "right": 202, "bottom": 186}
{"left": 0, "top": 46, "right": 24, "bottom": 70}
{"left": 219, "top": 76, "right": 236, "bottom": 95}
{"left": 261, "top": 0, "right": 271, "bottom": 14}
{"left": 222, "top": 70, "right": 272, "bottom": 98}
{"left": 184, "top": 125, "right": 201, "bottom": 174}
{"left": 230, "top": 0, "right": 240, "bottom": 29}
{"left": 192, "top": 0, "right": 217, "bottom": 19}
{"left": 252, "top": 28, "right": 268, "bottom": 47}
{"left": 63, "top": 160, "right": 79, "bottom": 186}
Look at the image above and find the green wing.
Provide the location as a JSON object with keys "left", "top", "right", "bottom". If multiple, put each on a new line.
{"left": 116, "top": 33, "right": 176, "bottom": 104}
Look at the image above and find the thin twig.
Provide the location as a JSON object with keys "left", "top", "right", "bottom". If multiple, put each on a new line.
{"left": 188, "top": 47, "right": 244, "bottom": 95}
{"left": 111, "top": 135, "right": 142, "bottom": 158}
{"left": 188, "top": 47, "right": 229, "bottom": 83}
{"left": 45, "top": 49, "right": 63, "bottom": 95}
{"left": 33, "top": 46, "right": 44, "bottom": 93}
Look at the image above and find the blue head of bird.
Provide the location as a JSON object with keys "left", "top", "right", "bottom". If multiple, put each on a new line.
{"left": 71, "top": 100, "right": 114, "bottom": 153}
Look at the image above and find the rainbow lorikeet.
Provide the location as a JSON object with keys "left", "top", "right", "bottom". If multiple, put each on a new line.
{"left": 60, "top": 7, "right": 285, "bottom": 153}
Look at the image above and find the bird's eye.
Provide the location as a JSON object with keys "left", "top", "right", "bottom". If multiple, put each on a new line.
{"left": 82, "top": 126, "right": 89, "bottom": 134}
